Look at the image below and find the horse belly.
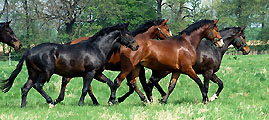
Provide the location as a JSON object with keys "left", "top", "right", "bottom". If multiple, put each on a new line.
{"left": 141, "top": 58, "right": 178, "bottom": 71}
{"left": 54, "top": 63, "right": 85, "bottom": 77}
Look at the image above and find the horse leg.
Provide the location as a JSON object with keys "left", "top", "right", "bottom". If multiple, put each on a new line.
{"left": 138, "top": 67, "right": 151, "bottom": 101}
{"left": 93, "top": 73, "right": 114, "bottom": 105}
{"left": 78, "top": 70, "right": 95, "bottom": 106}
{"left": 108, "top": 68, "right": 132, "bottom": 105}
{"left": 161, "top": 72, "right": 180, "bottom": 104}
{"left": 87, "top": 85, "right": 99, "bottom": 105}
{"left": 183, "top": 67, "right": 208, "bottom": 103}
{"left": 209, "top": 73, "right": 223, "bottom": 102}
{"left": 147, "top": 70, "right": 168, "bottom": 102}
{"left": 54, "top": 77, "right": 71, "bottom": 105}
{"left": 202, "top": 70, "right": 213, "bottom": 103}
{"left": 117, "top": 80, "right": 134, "bottom": 103}
{"left": 33, "top": 72, "right": 54, "bottom": 108}
{"left": 127, "top": 66, "right": 148, "bottom": 105}
{"left": 118, "top": 66, "right": 147, "bottom": 103}
{"left": 21, "top": 78, "right": 34, "bottom": 108}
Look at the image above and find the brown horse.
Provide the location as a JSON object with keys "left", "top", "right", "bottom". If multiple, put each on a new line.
{"left": 108, "top": 19, "right": 224, "bottom": 105}
{"left": 119, "top": 26, "right": 250, "bottom": 103}
{"left": 0, "top": 21, "right": 21, "bottom": 50}
{"left": 53, "top": 19, "right": 172, "bottom": 105}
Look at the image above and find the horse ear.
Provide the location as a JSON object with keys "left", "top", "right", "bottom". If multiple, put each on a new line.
{"left": 241, "top": 26, "right": 246, "bottom": 31}
{"left": 4, "top": 21, "right": 11, "bottom": 27}
{"left": 161, "top": 19, "right": 168, "bottom": 26}
{"left": 126, "top": 22, "right": 129, "bottom": 27}
{"left": 213, "top": 19, "right": 219, "bottom": 25}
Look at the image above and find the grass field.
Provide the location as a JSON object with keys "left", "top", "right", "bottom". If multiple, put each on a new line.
{"left": 0, "top": 54, "right": 268, "bottom": 120}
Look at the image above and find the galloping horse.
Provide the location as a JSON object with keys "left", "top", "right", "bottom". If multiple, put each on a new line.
{"left": 53, "top": 19, "right": 172, "bottom": 105}
{"left": 108, "top": 19, "right": 224, "bottom": 105}
{"left": 144, "top": 26, "right": 250, "bottom": 102}
{"left": 0, "top": 21, "right": 21, "bottom": 50}
{"left": 1, "top": 23, "right": 138, "bottom": 108}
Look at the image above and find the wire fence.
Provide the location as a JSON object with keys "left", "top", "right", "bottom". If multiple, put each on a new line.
{"left": 0, "top": 53, "right": 21, "bottom": 65}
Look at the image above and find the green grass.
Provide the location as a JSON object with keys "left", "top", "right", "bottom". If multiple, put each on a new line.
{"left": 0, "top": 54, "right": 268, "bottom": 120}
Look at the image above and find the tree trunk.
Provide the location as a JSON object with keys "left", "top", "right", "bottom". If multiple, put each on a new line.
{"left": 176, "top": 3, "right": 184, "bottom": 23}
{"left": 156, "top": 0, "right": 162, "bottom": 19}
{"left": 23, "top": 0, "right": 30, "bottom": 48}
{"left": 236, "top": 0, "right": 243, "bottom": 26}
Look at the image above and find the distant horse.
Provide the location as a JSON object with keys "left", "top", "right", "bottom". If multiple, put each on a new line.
{"left": 1, "top": 23, "right": 139, "bottom": 108}
{"left": 0, "top": 21, "right": 21, "bottom": 50}
{"left": 144, "top": 26, "right": 250, "bottom": 103}
{"left": 53, "top": 19, "right": 172, "bottom": 105}
{"left": 108, "top": 19, "right": 224, "bottom": 105}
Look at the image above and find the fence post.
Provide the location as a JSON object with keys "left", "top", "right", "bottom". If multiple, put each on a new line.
{"left": 9, "top": 49, "right": 11, "bottom": 65}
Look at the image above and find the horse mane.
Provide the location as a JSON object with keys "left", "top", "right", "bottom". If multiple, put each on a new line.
{"left": 174, "top": 19, "right": 214, "bottom": 38}
{"left": 131, "top": 19, "right": 165, "bottom": 36}
{"left": 220, "top": 27, "right": 241, "bottom": 33}
{"left": 87, "top": 23, "right": 127, "bottom": 42}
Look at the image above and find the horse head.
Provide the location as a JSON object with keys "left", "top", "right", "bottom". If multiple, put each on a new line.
{"left": 205, "top": 19, "right": 224, "bottom": 48}
{"left": 118, "top": 23, "right": 139, "bottom": 51}
{"left": 154, "top": 19, "right": 172, "bottom": 39}
{"left": 0, "top": 21, "right": 21, "bottom": 50}
{"left": 232, "top": 26, "right": 250, "bottom": 55}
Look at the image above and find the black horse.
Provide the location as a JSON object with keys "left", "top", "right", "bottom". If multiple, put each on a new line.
{"left": 1, "top": 23, "right": 139, "bottom": 108}
{"left": 0, "top": 21, "right": 21, "bottom": 50}
{"left": 117, "top": 27, "right": 250, "bottom": 103}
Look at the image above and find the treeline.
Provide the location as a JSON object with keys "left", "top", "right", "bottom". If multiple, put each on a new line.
{"left": 0, "top": 0, "right": 268, "bottom": 53}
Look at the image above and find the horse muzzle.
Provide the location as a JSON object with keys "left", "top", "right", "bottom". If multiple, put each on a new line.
{"left": 130, "top": 42, "right": 139, "bottom": 51}
{"left": 216, "top": 38, "right": 224, "bottom": 48}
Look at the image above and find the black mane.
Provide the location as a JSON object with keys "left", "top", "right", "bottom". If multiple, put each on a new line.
{"left": 87, "top": 23, "right": 127, "bottom": 41}
{"left": 131, "top": 19, "right": 165, "bottom": 36}
{"left": 220, "top": 27, "right": 241, "bottom": 33}
{"left": 175, "top": 19, "right": 214, "bottom": 38}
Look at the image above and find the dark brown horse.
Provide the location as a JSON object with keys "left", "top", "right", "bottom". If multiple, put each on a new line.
{"left": 0, "top": 21, "right": 21, "bottom": 50}
{"left": 1, "top": 23, "right": 138, "bottom": 108}
{"left": 53, "top": 19, "right": 173, "bottom": 105}
{"left": 108, "top": 19, "right": 224, "bottom": 105}
{"left": 118, "top": 26, "right": 250, "bottom": 103}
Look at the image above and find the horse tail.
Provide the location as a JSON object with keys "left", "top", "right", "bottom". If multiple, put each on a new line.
{"left": 1, "top": 54, "right": 26, "bottom": 93}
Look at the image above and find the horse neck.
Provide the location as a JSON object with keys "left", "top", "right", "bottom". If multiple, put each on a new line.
{"left": 92, "top": 31, "right": 120, "bottom": 57}
{"left": 183, "top": 25, "right": 209, "bottom": 49}
{"left": 135, "top": 26, "right": 157, "bottom": 39}
{"left": 219, "top": 31, "right": 238, "bottom": 56}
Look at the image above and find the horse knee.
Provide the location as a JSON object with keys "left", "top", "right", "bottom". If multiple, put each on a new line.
{"left": 21, "top": 87, "right": 28, "bottom": 96}
{"left": 34, "top": 82, "right": 43, "bottom": 90}
{"left": 218, "top": 80, "right": 224, "bottom": 89}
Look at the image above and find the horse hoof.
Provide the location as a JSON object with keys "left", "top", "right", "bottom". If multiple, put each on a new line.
{"left": 142, "top": 100, "right": 148, "bottom": 106}
{"left": 93, "top": 102, "right": 99, "bottom": 105}
{"left": 209, "top": 94, "right": 218, "bottom": 102}
{"left": 108, "top": 101, "right": 114, "bottom": 106}
{"left": 53, "top": 99, "right": 59, "bottom": 105}
{"left": 117, "top": 97, "right": 124, "bottom": 103}
{"left": 78, "top": 102, "right": 84, "bottom": 106}
{"left": 159, "top": 99, "right": 167, "bottom": 104}
{"left": 148, "top": 96, "right": 153, "bottom": 103}
{"left": 49, "top": 103, "right": 54, "bottom": 108}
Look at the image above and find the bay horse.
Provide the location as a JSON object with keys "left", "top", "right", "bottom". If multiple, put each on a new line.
{"left": 108, "top": 19, "right": 224, "bottom": 105}
{"left": 0, "top": 21, "right": 21, "bottom": 50}
{"left": 1, "top": 23, "right": 139, "bottom": 108}
{"left": 118, "top": 26, "right": 250, "bottom": 103}
{"left": 53, "top": 19, "right": 172, "bottom": 105}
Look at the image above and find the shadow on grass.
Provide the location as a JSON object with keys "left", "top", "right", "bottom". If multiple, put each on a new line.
{"left": 169, "top": 98, "right": 201, "bottom": 105}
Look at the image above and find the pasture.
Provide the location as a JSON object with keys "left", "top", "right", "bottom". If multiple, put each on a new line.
{"left": 0, "top": 54, "right": 268, "bottom": 120}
